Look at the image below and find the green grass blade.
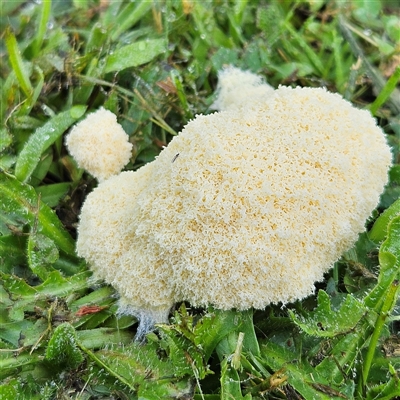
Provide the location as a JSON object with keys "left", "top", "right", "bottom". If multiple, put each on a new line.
{"left": 110, "top": 0, "right": 153, "bottom": 42}
{"left": 5, "top": 27, "right": 33, "bottom": 98}
{"left": 0, "top": 0, "right": 26, "bottom": 17}
{"left": 369, "top": 66, "right": 400, "bottom": 115}
{"left": 104, "top": 38, "right": 167, "bottom": 73}
{"left": 31, "top": 0, "right": 52, "bottom": 57}
{"left": 15, "top": 105, "right": 86, "bottom": 183}
{"left": 361, "top": 280, "right": 399, "bottom": 393}
{"left": 283, "top": 22, "right": 325, "bottom": 76}
{"left": 171, "top": 71, "right": 193, "bottom": 121}
{"left": 338, "top": 15, "right": 400, "bottom": 114}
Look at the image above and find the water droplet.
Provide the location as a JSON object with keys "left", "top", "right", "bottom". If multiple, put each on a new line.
{"left": 167, "top": 12, "right": 176, "bottom": 22}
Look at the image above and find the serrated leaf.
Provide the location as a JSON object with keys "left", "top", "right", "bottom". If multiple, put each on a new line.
{"left": 104, "top": 39, "right": 166, "bottom": 73}
{"left": 46, "top": 323, "right": 84, "bottom": 369}
{"left": 261, "top": 341, "right": 351, "bottom": 399}
{"left": 366, "top": 370, "right": 400, "bottom": 400}
{"left": 289, "top": 291, "right": 365, "bottom": 338}
{"left": 365, "top": 216, "right": 400, "bottom": 311}
{"left": 15, "top": 106, "right": 86, "bottom": 183}
{"left": 95, "top": 341, "right": 194, "bottom": 397}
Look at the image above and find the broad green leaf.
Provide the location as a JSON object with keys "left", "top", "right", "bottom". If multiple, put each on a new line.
{"left": 1, "top": 0, "right": 26, "bottom": 16}
{"left": 0, "top": 171, "right": 75, "bottom": 256}
{"left": 315, "top": 324, "right": 369, "bottom": 384}
{"left": 30, "top": 150, "right": 53, "bottom": 186}
{"left": 369, "top": 199, "right": 400, "bottom": 243}
{"left": 0, "top": 352, "right": 41, "bottom": 380}
{"left": 70, "top": 286, "right": 116, "bottom": 310}
{"left": 95, "top": 346, "right": 154, "bottom": 388}
{"left": 1, "top": 272, "right": 37, "bottom": 300}
{"left": 70, "top": 286, "right": 119, "bottom": 329}
{"left": 29, "top": 270, "right": 90, "bottom": 298}
{"left": 77, "top": 328, "right": 133, "bottom": 349}
{"left": 14, "top": 106, "right": 86, "bottom": 182}
{"left": 86, "top": 23, "right": 108, "bottom": 53}
{"left": 0, "top": 320, "right": 32, "bottom": 347}
{"left": 1, "top": 270, "right": 91, "bottom": 325}
{"left": 104, "top": 39, "right": 167, "bottom": 73}
{"left": 289, "top": 290, "right": 365, "bottom": 338}
{"left": 27, "top": 233, "right": 58, "bottom": 280}
{"left": 220, "top": 357, "right": 247, "bottom": 400}
{"left": 0, "top": 383, "right": 17, "bottom": 398}
{"left": 0, "top": 235, "right": 26, "bottom": 274}
{"left": 0, "top": 128, "right": 12, "bottom": 152}
{"left": 139, "top": 377, "right": 194, "bottom": 399}
{"left": 383, "top": 15, "right": 400, "bottom": 43}
{"left": 35, "top": 182, "right": 70, "bottom": 208}
{"left": 352, "top": 0, "right": 381, "bottom": 24}
{"left": 19, "top": 318, "right": 48, "bottom": 348}
{"left": 194, "top": 308, "right": 250, "bottom": 360}
{"left": 45, "top": 323, "right": 84, "bottom": 369}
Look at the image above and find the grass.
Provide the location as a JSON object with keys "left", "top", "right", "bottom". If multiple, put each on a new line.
{"left": 0, "top": 0, "right": 400, "bottom": 399}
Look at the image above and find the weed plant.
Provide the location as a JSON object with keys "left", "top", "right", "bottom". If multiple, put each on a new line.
{"left": 1, "top": 1, "right": 400, "bottom": 399}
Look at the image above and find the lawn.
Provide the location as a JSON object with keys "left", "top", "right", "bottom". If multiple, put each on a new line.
{"left": 1, "top": 0, "right": 400, "bottom": 399}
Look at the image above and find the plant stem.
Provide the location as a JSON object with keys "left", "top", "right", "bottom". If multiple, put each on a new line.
{"left": 358, "top": 280, "right": 399, "bottom": 397}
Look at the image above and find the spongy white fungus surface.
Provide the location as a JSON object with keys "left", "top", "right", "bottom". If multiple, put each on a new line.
{"left": 76, "top": 164, "right": 174, "bottom": 325}
{"left": 73, "top": 72, "right": 391, "bottom": 327}
{"left": 66, "top": 108, "right": 132, "bottom": 182}
{"left": 211, "top": 66, "right": 275, "bottom": 111}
